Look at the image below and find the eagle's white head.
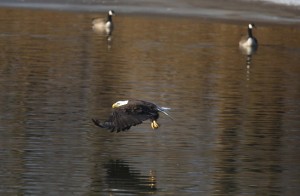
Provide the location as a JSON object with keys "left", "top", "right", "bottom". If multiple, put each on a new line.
{"left": 112, "top": 100, "right": 129, "bottom": 108}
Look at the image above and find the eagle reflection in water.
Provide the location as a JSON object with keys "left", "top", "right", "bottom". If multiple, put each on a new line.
{"left": 103, "top": 160, "right": 157, "bottom": 194}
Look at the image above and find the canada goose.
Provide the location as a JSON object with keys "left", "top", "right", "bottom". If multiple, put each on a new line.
{"left": 239, "top": 23, "right": 258, "bottom": 48}
{"left": 92, "top": 10, "right": 115, "bottom": 35}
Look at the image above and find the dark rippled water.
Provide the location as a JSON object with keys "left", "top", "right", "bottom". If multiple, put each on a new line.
{"left": 0, "top": 7, "right": 299, "bottom": 195}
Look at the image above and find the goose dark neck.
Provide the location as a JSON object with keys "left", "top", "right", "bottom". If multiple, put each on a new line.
{"left": 248, "top": 27, "right": 253, "bottom": 38}
{"left": 107, "top": 14, "right": 112, "bottom": 22}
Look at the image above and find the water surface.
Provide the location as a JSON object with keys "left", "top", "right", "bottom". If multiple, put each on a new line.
{"left": 0, "top": 7, "right": 299, "bottom": 195}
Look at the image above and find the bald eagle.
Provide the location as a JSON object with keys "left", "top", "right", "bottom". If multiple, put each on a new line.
{"left": 92, "top": 99, "right": 171, "bottom": 132}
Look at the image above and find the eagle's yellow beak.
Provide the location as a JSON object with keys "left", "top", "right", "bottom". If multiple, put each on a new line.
{"left": 112, "top": 103, "right": 118, "bottom": 108}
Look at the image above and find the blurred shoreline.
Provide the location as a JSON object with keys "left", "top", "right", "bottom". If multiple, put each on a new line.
{"left": 0, "top": 0, "right": 299, "bottom": 25}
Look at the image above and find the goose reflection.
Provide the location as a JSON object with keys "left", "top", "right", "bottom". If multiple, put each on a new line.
{"left": 104, "top": 160, "right": 157, "bottom": 194}
{"left": 93, "top": 34, "right": 113, "bottom": 50}
{"left": 239, "top": 46, "right": 257, "bottom": 66}
{"left": 239, "top": 46, "right": 257, "bottom": 81}
{"left": 106, "top": 35, "right": 113, "bottom": 49}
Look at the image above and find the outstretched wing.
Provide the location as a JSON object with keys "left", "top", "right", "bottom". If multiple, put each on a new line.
{"left": 92, "top": 105, "right": 155, "bottom": 132}
{"left": 92, "top": 18, "right": 105, "bottom": 25}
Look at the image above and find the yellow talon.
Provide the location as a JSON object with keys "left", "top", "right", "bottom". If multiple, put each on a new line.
{"left": 151, "top": 120, "right": 159, "bottom": 129}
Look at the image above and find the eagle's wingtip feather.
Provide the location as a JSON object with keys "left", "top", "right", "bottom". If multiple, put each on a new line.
{"left": 92, "top": 118, "right": 104, "bottom": 128}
